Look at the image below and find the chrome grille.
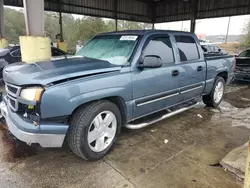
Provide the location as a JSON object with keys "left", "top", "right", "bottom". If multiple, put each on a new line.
{"left": 5, "top": 83, "right": 21, "bottom": 111}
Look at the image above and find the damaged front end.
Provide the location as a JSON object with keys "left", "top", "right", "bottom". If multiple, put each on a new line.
{"left": 5, "top": 83, "right": 42, "bottom": 125}
{"left": 0, "top": 82, "right": 69, "bottom": 148}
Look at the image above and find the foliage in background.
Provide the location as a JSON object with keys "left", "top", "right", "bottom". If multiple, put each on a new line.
{"left": 241, "top": 19, "right": 250, "bottom": 48}
{"left": 4, "top": 8, "right": 25, "bottom": 44}
{"left": 4, "top": 8, "right": 152, "bottom": 53}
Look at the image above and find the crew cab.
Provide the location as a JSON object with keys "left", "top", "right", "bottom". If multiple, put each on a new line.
{"left": 0, "top": 30, "right": 235, "bottom": 160}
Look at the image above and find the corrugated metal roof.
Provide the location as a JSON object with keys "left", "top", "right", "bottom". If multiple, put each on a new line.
{"left": 4, "top": 0, "right": 250, "bottom": 23}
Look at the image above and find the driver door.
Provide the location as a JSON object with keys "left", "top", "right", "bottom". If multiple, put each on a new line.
{"left": 132, "top": 35, "right": 180, "bottom": 119}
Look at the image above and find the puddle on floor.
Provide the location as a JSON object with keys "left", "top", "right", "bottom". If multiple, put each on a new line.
{"left": 224, "top": 86, "right": 250, "bottom": 108}
{"left": 0, "top": 120, "right": 38, "bottom": 162}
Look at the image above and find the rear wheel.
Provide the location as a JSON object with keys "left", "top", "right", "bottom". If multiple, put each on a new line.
{"left": 67, "top": 100, "right": 121, "bottom": 160}
{"left": 202, "top": 76, "right": 225, "bottom": 107}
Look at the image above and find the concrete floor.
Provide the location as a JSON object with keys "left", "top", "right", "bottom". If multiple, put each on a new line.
{"left": 0, "top": 84, "right": 250, "bottom": 188}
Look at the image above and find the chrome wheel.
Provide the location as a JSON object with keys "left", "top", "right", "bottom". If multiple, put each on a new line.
{"left": 87, "top": 111, "right": 117, "bottom": 152}
{"left": 213, "top": 81, "right": 224, "bottom": 103}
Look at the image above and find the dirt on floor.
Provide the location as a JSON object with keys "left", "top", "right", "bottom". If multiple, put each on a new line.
{"left": 224, "top": 86, "right": 250, "bottom": 108}
{"left": 0, "top": 83, "right": 250, "bottom": 188}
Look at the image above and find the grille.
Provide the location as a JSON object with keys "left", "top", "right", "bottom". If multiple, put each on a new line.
{"left": 7, "top": 85, "right": 18, "bottom": 95}
{"left": 5, "top": 83, "right": 21, "bottom": 111}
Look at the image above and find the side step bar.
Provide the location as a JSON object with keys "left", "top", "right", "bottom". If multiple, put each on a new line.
{"left": 125, "top": 102, "right": 200, "bottom": 130}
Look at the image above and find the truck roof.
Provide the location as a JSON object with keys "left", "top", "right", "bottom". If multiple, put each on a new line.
{"left": 97, "top": 30, "right": 193, "bottom": 36}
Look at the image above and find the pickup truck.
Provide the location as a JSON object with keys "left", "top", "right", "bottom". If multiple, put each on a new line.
{"left": 234, "top": 49, "right": 250, "bottom": 82}
{"left": 0, "top": 30, "right": 234, "bottom": 160}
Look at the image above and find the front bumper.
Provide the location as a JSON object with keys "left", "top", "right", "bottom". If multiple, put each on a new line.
{"left": 234, "top": 72, "right": 250, "bottom": 82}
{"left": 0, "top": 97, "right": 69, "bottom": 148}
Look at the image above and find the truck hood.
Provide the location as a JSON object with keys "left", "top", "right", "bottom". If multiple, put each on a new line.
{"left": 3, "top": 56, "right": 121, "bottom": 86}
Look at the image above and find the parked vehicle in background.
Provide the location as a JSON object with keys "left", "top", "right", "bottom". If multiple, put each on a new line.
{"left": 2, "top": 46, "right": 67, "bottom": 64}
{"left": 0, "top": 46, "right": 67, "bottom": 80}
{"left": 234, "top": 49, "right": 250, "bottom": 82}
{"left": 200, "top": 42, "right": 228, "bottom": 56}
{"left": 0, "top": 30, "right": 235, "bottom": 160}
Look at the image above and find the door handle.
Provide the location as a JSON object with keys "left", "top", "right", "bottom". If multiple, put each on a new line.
{"left": 172, "top": 70, "right": 179, "bottom": 77}
{"left": 197, "top": 66, "right": 203, "bottom": 72}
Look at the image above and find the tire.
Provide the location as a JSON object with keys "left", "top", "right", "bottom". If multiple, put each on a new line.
{"left": 67, "top": 100, "right": 121, "bottom": 161}
{"left": 202, "top": 76, "right": 226, "bottom": 107}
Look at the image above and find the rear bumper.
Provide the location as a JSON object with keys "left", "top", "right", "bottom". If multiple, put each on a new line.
{"left": 0, "top": 97, "right": 69, "bottom": 147}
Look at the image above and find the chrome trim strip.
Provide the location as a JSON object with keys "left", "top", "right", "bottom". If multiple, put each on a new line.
{"left": 206, "top": 78, "right": 215, "bottom": 83}
{"left": 179, "top": 82, "right": 204, "bottom": 90}
{"left": 135, "top": 88, "right": 179, "bottom": 101}
{"left": 180, "top": 86, "right": 203, "bottom": 94}
{"left": 137, "top": 92, "right": 179, "bottom": 107}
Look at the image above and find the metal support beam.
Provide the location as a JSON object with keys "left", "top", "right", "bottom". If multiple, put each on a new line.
{"left": 0, "top": 0, "right": 4, "bottom": 38}
{"left": 23, "top": 0, "right": 44, "bottom": 36}
{"left": 225, "top": 16, "right": 231, "bottom": 44}
{"left": 151, "top": 2, "right": 156, "bottom": 30}
{"left": 58, "top": 0, "right": 63, "bottom": 42}
{"left": 114, "top": 0, "right": 118, "bottom": 31}
{"left": 190, "top": 0, "right": 198, "bottom": 33}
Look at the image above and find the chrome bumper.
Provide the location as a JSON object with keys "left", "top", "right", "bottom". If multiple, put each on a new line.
{"left": 0, "top": 101, "right": 66, "bottom": 148}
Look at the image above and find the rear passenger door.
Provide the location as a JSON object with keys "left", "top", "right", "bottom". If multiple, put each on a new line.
{"left": 132, "top": 35, "right": 180, "bottom": 118}
{"left": 174, "top": 35, "right": 206, "bottom": 102}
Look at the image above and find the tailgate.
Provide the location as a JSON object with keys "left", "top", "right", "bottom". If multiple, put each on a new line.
{"left": 235, "top": 58, "right": 250, "bottom": 72}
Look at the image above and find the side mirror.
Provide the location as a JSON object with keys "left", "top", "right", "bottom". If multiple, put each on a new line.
{"left": 218, "top": 48, "right": 221, "bottom": 52}
{"left": 137, "top": 55, "right": 162, "bottom": 69}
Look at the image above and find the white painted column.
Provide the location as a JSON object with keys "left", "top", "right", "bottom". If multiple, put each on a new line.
{"left": 21, "top": 0, "right": 51, "bottom": 63}
{"left": 23, "top": 0, "right": 44, "bottom": 36}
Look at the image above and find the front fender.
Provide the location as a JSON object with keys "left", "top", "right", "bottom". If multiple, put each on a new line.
{"left": 40, "top": 71, "right": 132, "bottom": 119}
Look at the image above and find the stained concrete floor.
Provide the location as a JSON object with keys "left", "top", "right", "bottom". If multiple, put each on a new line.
{"left": 0, "top": 84, "right": 250, "bottom": 188}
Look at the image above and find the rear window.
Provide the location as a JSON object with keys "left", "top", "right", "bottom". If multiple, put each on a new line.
{"left": 175, "top": 36, "right": 199, "bottom": 61}
{"left": 239, "top": 50, "right": 250, "bottom": 57}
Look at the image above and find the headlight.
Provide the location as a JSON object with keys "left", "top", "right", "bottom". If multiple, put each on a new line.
{"left": 20, "top": 87, "right": 43, "bottom": 101}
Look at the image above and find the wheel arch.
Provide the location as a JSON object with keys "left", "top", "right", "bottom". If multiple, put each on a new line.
{"left": 217, "top": 71, "right": 228, "bottom": 83}
{"left": 70, "top": 96, "right": 127, "bottom": 126}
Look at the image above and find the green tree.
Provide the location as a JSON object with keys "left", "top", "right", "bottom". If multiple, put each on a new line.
{"left": 4, "top": 8, "right": 25, "bottom": 44}
{"left": 241, "top": 19, "right": 250, "bottom": 48}
{"left": 3, "top": 7, "right": 152, "bottom": 53}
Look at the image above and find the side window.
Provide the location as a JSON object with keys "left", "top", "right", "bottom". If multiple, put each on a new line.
{"left": 175, "top": 36, "right": 199, "bottom": 61}
{"left": 143, "top": 37, "right": 174, "bottom": 64}
{"left": 52, "top": 48, "right": 65, "bottom": 56}
{"left": 10, "top": 49, "right": 21, "bottom": 57}
{"left": 239, "top": 50, "right": 249, "bottom": 57}
{"left": 246, "top": 51, "right": 250, "bottom": 57}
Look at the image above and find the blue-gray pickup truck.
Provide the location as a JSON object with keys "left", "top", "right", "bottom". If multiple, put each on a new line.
{"left": 0, "top": 30, "right": 234, "bottom": 160}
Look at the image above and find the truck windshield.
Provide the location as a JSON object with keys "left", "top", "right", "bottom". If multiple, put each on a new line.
{"left": 76, "top": 35, "right": 139, "bottom": 65}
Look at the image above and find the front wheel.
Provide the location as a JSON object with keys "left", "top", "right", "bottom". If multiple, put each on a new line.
{"left": 67, "top": 100, "right": 121, "bottom": 160}
{"left": 202, "top": 76, "right": 226, "bottom": 107}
